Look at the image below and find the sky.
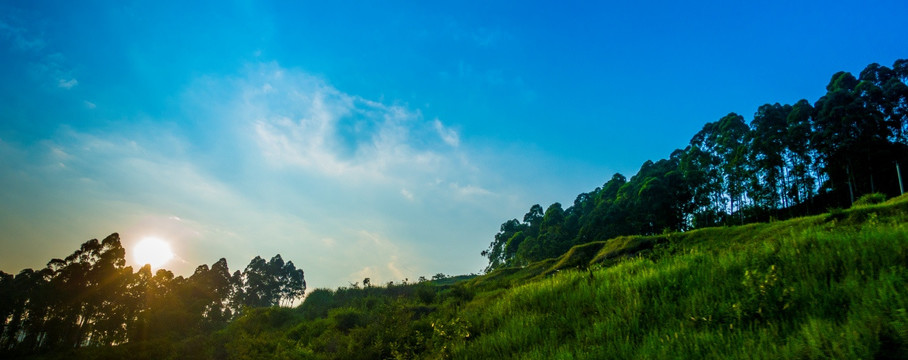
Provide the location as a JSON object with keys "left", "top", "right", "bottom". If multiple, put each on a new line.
{"left": 1, "top": 0, "right": 906, "bottom": 289}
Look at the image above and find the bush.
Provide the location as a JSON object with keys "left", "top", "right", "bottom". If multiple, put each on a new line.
{"left": 330, "top": 308, "right": 365, "bottom": 333}
{"left": 732, "top": 264, "right": 795, "bottom": 322}
{"left": 853, "top": 193, "right": 887, "bottom": 207}
{"left": 298, "top": 288, "right": 335, "bottom": 320}
{"left": 415, "top": 285, "right": 437, "bottom": 304}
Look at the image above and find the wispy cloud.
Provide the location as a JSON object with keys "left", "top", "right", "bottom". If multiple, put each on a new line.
{"left": 347, "top": 230, "right": 412, "bottom": 283}
{"left": 1, "top": 13, "right": 76, "bottom": 89}
{"left": 178, "top": 63, "right": 518, "bottom": 283}
{"left": 433, "top": 119, "right": 460, "bottom": 147}
{"left": 0, "top": 60, "right": 530, "bottom": 288}
{"left": 450, "top": 182, "right": 493, "bottom": 197}
{"left": 400, "top": 188, "right": 415, "bottom": 201}
{"left": 197, "top": 62, "right": 480, "bottom": 190}
{"left": 0, "top": 18, "right": 45, "bottom": 51}
{"left": 0, "top": 128, "right": 323, "bottom": 275}
{"left": 58, "top": 78, "right": 78, "bottom": 89}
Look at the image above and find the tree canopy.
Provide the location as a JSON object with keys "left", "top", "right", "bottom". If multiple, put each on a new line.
{"left": 0, "top": 233, "right": 306, "bottom": 355}
{"left": 482, "top": 59, "right": 908, "bottom": 271}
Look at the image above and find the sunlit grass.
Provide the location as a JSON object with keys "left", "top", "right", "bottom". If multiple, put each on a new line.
{"left": 446, "top": 200, "right": 908, "bottom": 359}
{"left": 157, "top": 198, "right": 908, "bottom": 360}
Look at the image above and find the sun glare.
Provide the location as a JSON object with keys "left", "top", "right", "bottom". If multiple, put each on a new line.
{"left": 133, "top": 237, "right": 174, "bottom": 269}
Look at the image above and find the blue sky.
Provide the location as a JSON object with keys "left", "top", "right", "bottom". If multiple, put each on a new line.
{"left": 1, "top": 0, "right": 906, "bottom": 289}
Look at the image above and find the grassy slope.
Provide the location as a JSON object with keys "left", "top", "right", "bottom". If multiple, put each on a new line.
{"left": 448, "top": 195, "right": 908, "bottom": 359}
{"left": 196, "top": 195, "right": 908, "bottom": 360}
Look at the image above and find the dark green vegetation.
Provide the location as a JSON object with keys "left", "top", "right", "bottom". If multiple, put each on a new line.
{"left": 483, "top": 59, "right": 908, "bottom": 271}
{"left": 2, "top": 60, "right": 907, "bottom": 358}
{"left": 449, "top": 194, "right": 908, "bottom": 359}
{"left": 0, "top": 235, "right": 305, "bottom": 358}
{"left": 11, "top": 192, "right": 904, "bottom": 359}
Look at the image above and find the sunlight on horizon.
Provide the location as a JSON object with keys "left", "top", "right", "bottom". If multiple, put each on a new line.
{"left": 133, "top": 236, "right": 174, "bottom": 269}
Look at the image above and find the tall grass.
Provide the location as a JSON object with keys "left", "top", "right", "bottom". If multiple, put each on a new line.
{"left": 160, "top": 198, "right": 908, "bottom": 360}
{"left": 446, "top": 203, "right": 908, "bottom": 359}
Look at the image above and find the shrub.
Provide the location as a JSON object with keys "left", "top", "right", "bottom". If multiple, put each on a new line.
{"left": 330, "top": 308, "right": 364, "bottom": 333}
{"left": 853, "top": 192, "right": 887, "bottom": 207}
{"left": 415, "top": 285, "right": 437, "bottom": 304}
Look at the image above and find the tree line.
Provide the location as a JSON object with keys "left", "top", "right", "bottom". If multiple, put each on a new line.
{"left": 483, "top": 59, "right": 908, "bottom": 271}
{"left": 0, "top": 233, "right": 305, "bottom": 355}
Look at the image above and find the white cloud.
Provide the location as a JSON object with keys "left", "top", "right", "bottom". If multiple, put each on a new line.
{"left": 450, "top": 182, "right": 493, "bottom": 197}
{"left": 345, "top": 230, "right": 412, "bottom": 283}
{"left": 58, "top": 78, "right": 77, "bottom": 89}
{"left": 433, "top": 118, "right": 460, "bottom": 147}
{"left": 1, "top": 61, "right": 528, "bottom": 289}
{"left": 151, "top": 63, "right": 517, "bottom": 285}
{"left": 205, "top": 62, "right": 474, "bottom": 189}
{"left": 401, "top": 188, "right": 415, "bottom": 201}
{"left": 83, "top": 101, "right": 96, "bottom": 109}
{"left": 385, "top": 258, "right": 406, "bottom": 282}
{"left": 320, "top": 237, "right": 336, "bottom": 247}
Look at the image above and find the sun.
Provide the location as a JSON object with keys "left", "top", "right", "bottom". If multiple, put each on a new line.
{"left": 133, "top": 237, "right": 174, "bottom": 269}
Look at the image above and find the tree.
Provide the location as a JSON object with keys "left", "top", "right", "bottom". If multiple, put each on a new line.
{"left": 240, "top": 254, "right": 306, "bottom": 308}
{"left": 748, "top": 103, "right": 792, "bottom": 212}
{"left": 279, "top": 261, "right": 306, "bottom": 307}
{"left": 680, "top": 144, "right": 721, "bottom": 227}
{"left": 479, "top": 59, "right": 908, "bottom": 277}
{"left": 537, "top": 203, "right": 569, "bottom": 259}
{"left": 242, "top": 256, "right": 272, "bottom": 308}
{"left": 576, "top": 173, "right": 627, "bottom": 243}
{"left": 714, "top": 113, "right": 751, "bottom": 222}
{"left": 1, "top": 234, "right": 309, "bottom": 356}
{"left": 813, "top": 70, "right": 898, "bottom": 203}
{"left": 785, "top": 99, "right": 817, "bottom": 209}
{"left": 0, "top": 271, "right": 14, "bottom": 348}
{"left": 481, "top": 218, "right": 523, "bottom": 271}
{"left": 684, "top": 114, "right": 751, "bottom": 224}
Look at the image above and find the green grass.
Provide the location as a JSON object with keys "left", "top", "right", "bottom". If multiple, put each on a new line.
{"left": 442, "top": 197, "right": 908, "bottom": 359}
{"left": 121, "top": 196, "right": 908, "bottom": 359}
{"left": 428, "top": 274, "right": 478, "bottom": 287}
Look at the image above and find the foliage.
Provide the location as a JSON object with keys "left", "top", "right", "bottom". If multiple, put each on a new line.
{"left": 5, "top": 58, "right": 908, "bottom": 359}
{"left": 4, "top": 173, "right": 907, "bottom": 360}
{"left": 444, "top": 196, "right": 908, "bottom": 359}
{"left": 853, "top": 192, "right": 888, "bottom": 207}
{"left": 70, "top": 197, "right": 908, "bottom": 358}
{"left": 0, "top": 234, "right": 306, "bottom": 357}
{"left": 482, "top": 58, "right": 908, "bottom": 272}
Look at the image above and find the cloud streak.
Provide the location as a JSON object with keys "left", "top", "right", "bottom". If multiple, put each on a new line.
{"left": 244, "top": 65, "right": 449, "bottom": 181}
{"left": 1, "top": 13, "right": 77, "bottom": 89}
{"left": 0, "top": 18, "right": 45, "bottom": 51}
{"left": 433, "top": 119, "right": 460, "bottom": 147}
{"left": 1, "top": 61, "right": 514, "bottom": 288}
{"left": 193, "top": 62, "right": 490, "bottom": 197}
{"left": 58, "top": 78, "right": 78, "bottom": 89}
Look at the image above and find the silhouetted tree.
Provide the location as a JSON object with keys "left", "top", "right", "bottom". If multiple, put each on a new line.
{"left": 482, "top": 58, "right": 908, "bottom": 272}
{"left": 0, "top": 234, "right": 307, "bottom": 356}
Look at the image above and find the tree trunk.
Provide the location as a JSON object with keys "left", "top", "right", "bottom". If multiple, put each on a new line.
{"left": 898, "top": 162, "right": 905, "bottom": 195}
{"left": 846, "top": 165, "right": 855, "bottom": 204}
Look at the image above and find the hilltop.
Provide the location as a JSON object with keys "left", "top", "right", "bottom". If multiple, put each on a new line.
{"left": 37, "top": 193, "right": 904, "bottom": 359}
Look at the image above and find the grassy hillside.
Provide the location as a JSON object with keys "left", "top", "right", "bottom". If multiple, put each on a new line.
{"left": 446, "top": 194, "right": 908, "bottom": 359}
{"left": 49, "top": 195, "right": 908, "bottom": 359}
